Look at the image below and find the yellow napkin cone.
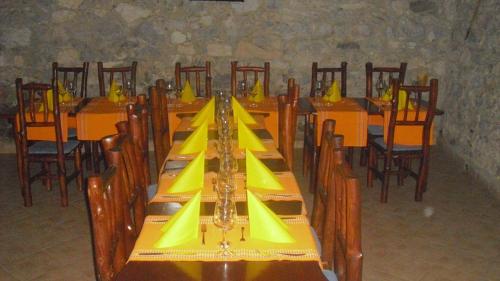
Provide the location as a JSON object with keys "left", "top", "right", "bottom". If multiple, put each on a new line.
{"left": 191, "top": 97, "right": 215, "bottom": 127}
{"left": 381, "top": 87, "right": 414, "bottom": 110}
{"left": 232, "top": 97, "right": 257, "bottom": 124}
{"left": 38, "top": 85, "right": 71, "bottom": 112}
{"left": 179, "top": 120, "right": 208, "bottom": 155}
{"left": 248, "top": 79, "right": 264, "bottom": 103}
{"left": 107, "top": 80, "right": 125, "bottom": 103}
{"left": 154, "top": 191, "right": 201, "bottom": 248}
{"left": 57, "top": 81, "right": 72, "bottom": 102}
{"left": 180, "top": 80, "right": 196, "bottom": 103}
{"left": 246, "top": 190, "right": 295, "bottom": 243}
{"left": 167, "top": 152, "right": 205, "bottom": 193}
{"left": 322, "top": 80, "right": 341, "bottom": 103}
{"left": 238, "top": 118, "right": 266, "bottom": 151}
{"left": 246, "top": 149, "right": 283, "bottom": 191}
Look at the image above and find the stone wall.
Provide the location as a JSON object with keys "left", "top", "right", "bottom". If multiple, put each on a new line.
{"left": 0, "top": 0, "right": 498, "bottom": 193}
{"left": 440, "top": 0, "right": 500, "bottom": 195}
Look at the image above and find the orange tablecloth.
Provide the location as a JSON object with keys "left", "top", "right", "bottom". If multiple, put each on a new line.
{"left": 366, "top": 97, "right": 435, "bottom": 145}
{"left": 16, "top": 98, "right": 83, "bottom": 142}
{"left": 310, "top": 97, "right": 368, "bottom": 147}
{"left": 76, "top": 97, "right": 132, "bottom": 141}
{"left": 167, "top": 97, "right": 279, "bottom": 146}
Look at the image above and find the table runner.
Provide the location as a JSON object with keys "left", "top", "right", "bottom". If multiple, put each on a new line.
{"left": 166, "top": 141, "right": 281, "bottom": 161}
{"left": 172, "top": 128, "right": 273, "bottom": 142}
{"left": 310, "top": 97, "right": 367, "bottom": 147}
{"left": 163, "top": 158, "right": 290, "bottom": 174}
{"left": 129, "top": 215, "right": 320, "bottom": 262}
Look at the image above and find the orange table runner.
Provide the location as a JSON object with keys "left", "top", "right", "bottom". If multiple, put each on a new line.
{"left": 76, "top": 97, "right": 133, "bottom": 141}
{"left": 366, "top": 97, "right": 435, "bottom": 145}
{"left": 129, "top": 215, "right": 320, "bottom": 262}
{"left": 167, "top": 141, "right": 280, "bottom": 161}
{"left": 167, "top": 97, "right": 278, "bottom": 146}
{"left": 310, "top": 97, "right": 368, "bottom": 147}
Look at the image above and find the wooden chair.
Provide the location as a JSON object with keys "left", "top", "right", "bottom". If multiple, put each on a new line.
{"left": 150, "top": 79, "right": 171, "bottom": 175}
{"left": 97, "top": 61, "right": 138, "bottom": 97}
{"left": 311, "top": 133, "right": 363, "bottom": 281}
{"left": 309, "top": 62, "right": 347, "bottom": 98}
{"left": 14, "top": 78, "right": 83, "bottom": 207}
{"left": 367, "top": 79, "right": 438, "bottom": 202}
{"left": 52, "top": 62, "right": 89, "bottom": 98}
{"left": 101, "top": 131, "right": 146, "bottom": 254}
{"left": 308, "top": 119, "right": 336, "bottom": 196}
{"left": 360, "top": 62, "right": 408, "bottom": 166}
{"left": 287, "top": 78, "right": 300, "bottom": 106}
{"left": 231, "top": 61, "right": 270, "bottom": 97}
{"left": 87, "top": 166, "right": 128, "bottom": 281}
{"left": 52, "top": 61, "right": 92, "bottom": 171}
{"left": 277, "top": 81, "right": 299, "bottom": 170}
{"left": 175, "top": 61, "right": 212, "bottom": 98}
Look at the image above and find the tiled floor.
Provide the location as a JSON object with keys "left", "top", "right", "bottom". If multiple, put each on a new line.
{"left": 0, "top": 147, "right": 499, "bottom": 281}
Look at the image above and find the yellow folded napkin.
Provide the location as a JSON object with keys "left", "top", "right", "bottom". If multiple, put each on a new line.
{"left": 180, "top": 80, "right": 196, "bottom": 104}
{"left": 107, "top": 80, "right": 125, "bottom": 103}
{"left": 322, "top": 80, "right": 341, "bottom": 103}
{"left": 154, "top": 191, "right": 201, "bottom": 248}
{"left": 246, "top": 149, "right": 283, "bottom": 191}
{"left": 381, "top": 87, "right": 414, "bottom": 110}
{"left": 179, "top": 120, "right": 208, "bottom": 155}
{"left": 238, "top": 118, "right": 266, "bottom": 151}
{"left": 247, "top": 190, "right": 295, "bottom": 243}
{"left": 191, "top": 97, "right": 215, "bottom": 127}
{"left": 248, "top": 79, "right": 264, "bottom": 103}
{"left": 232, "top": 97, "right": 257, "bottom": 124}
{"left": 167, "top": 152, "right": 205, "bottom": 193}
{"left": 38, "top": 85, "right": 71, "bottom": 112}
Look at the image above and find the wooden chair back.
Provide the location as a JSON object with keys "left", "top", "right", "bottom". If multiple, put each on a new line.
{"left": 87, "top": 166, "right": 128, "bottom": 281}
{"left": 365, "top": 62, "right": 407, "bottom": 98}
{"left": 52, "top": 62, "right": 89, "bottom": 98}
{"left": 126, "top": 95, "right": 151, "bottom": 187}
{"left": 310, "top": 119, "right": 336, "bottom": 248}
{"left": 287, "top": 78, "right": 300, "bottom": 106}
{"left": 101, "top": 133, "right": 146, "bottom": 255}
{"left": 277, "top": 90, "right": 298, "bottom": 170}
{"left": 97, "top": 61, "right": 137, "bottom": 97}
{"left": 309, "top": 62, "right": 347, "bottom": 97}
{"left": 386, "top": 79, "right": 438, "bottom": 151}
{"left": 150, "top": 79, "right": 171, "bottom": 175}
{"left": 175, "top": 61, "right": 212, "bottom": 98}
{"left": 231, "top": 61, "right": 270, "bottom": 97}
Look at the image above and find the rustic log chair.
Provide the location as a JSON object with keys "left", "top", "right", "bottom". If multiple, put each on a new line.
{"left": 14, "top": 78, "right": 83, "bottom": 207}
{"left": 175, "top": 61, "right": 212, "bottom": 98}
{"left": 287, "top": 78, "right": 300, "bottom": 106}
{"left": 360, "top": 62, "right": 408, "bottom": 166}
{"left": 150, "top": 79, "right": 171, "bottom": 175}
{"left": 311, "top": 133, "right": 363, "bottom": 281}
{"left": 367, "top": 78, "right": 438, "bottom": 203}
{"left": 52, "top": 61, "right": 92, "bottom": 171}
{"left": 277, "top": 81, "right": 299, "bottom": 170}
{"left": 87, "top": 166, "right": 128, "bottom": 281}
{"left": 230, "top": 61, "right": 270, "bottom": 97}
{"left": 101, "top": 131, "right": 146, "bottom": 254}
{"left": 308, "top": 119, "right": 336, "bottom": 196}
{"left": 303, "top": 62, "right": 349, "bottom": 185}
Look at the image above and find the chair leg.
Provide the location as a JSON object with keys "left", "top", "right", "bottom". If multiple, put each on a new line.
{"left": 75, "top": 146, "right": 83, "bottom": 191}
{"left": 397, "top": 159, "right": 404, "bottom": 186}
{"left": 381, "top": 155, "right": 392, "bottom": 203}
{"left": 359, "top": 147, "right": 367, "bottom": 166}
{"left": 42, "top": 162, "right": 52, "bottom": 191}
{"left": 57, "top": 158, "right": 68, "bottom": 207}
{"left": 308, "top": 147, "right": 318, "bottom": 193}
{"left": 346, "top": 147, "right": 354, "bottom": 168}
{"left": 367, "top": 145, "right": 374, "bottom": 188}
{"left": 21, "top": 160, "right": 32, "bottom": 207}
{"left": 92, "top": 141, "right": 101, "bottom": 173}
{"left": 302, "top": 145, "right": 309, "bottom": 176}
{"left": 84, "top": 142, "right": 92, "bottom": 171}
{"left": 415, "top": 156, "right": 428, "bottom": 201}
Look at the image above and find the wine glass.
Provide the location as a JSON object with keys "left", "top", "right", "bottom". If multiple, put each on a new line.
{"left": 165, "top": 80, "right": 175, "bottom": 98}
{"left": 125, "top": 79, "right": 132, "bottom": 103}
{"left": 314, "top": 80, "right": 323, "bottom": 98}
{"left": 238, "top": 80, "right": 247, "bottom": 97}
{"left": 375, "top": 76, "right": 384, "bottom": 98}
{"left": 66, "top": 81, "right": 75, "bottom": 104}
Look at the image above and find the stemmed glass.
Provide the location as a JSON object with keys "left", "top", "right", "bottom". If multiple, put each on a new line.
{"left": 375, "top": 77, "right": 384, "bottom": 98}
{"left": 66, "top": 81, "right": 75, "bottom": 104}
{"left": 125, "top": 79, "right": 132, "bottom": 104}
{"left": 238, "top": 80, "right": 247, "bottom": 97}
{"left": 165, "top": 80, "right": 175, "bottom": 98}
{"left": 314, "top": 80, "right": 324, "bottom": 98}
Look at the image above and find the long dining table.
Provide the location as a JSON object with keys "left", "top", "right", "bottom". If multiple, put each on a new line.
{"left": 115, "top": 113, "right": 327, "bottom": 281}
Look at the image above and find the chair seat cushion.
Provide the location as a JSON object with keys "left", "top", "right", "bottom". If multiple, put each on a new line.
{"left": 147, "top": 183, "right": 158, "bottom": 201}
{"left": 322, "top": 269, "right": 338, "bottom": 281}
{"left": 311, "top": 227, "right": 322, "bottom": 256}
{"left": 373, "top": 137, "right": 422, "bottom": 152}
{"left": 368, "top": 125, "right": 383, "bottom": 136}
{"left": 29, "top": 140, "right": 80, "bottom": 155}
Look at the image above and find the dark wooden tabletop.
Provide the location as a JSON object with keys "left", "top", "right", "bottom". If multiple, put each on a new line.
{"left": 115, "top": 260, "right": 327, "bottom": 281}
